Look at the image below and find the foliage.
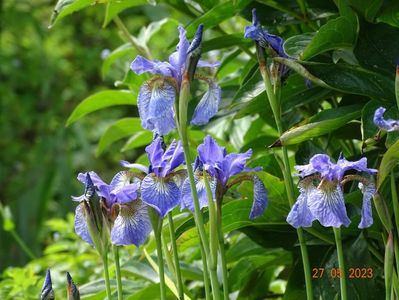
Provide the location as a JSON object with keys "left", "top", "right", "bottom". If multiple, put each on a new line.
{"left": 2, "top": 0, "right": 399, "bottom": 299}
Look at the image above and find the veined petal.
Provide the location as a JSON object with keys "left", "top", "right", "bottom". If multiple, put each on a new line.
{"left": 141, "top": 175, "right": 180, "bottom": 217}
{"left": 138, "top": 80, "right": 176, "bottom": 135}
{"left": 286, "top": 182, "right": 316, "bottom": 228}
{"left": 336, "top": 157, "right": 378, "bottom": 178}
{"left": 220, "top": 150, "right": 254, "bottom": 186}
{"left": 110, "top": 171, "right": 131, "bottom": 193}
{"left": 191, "top": 81, "right": 221, "bottom": 125}
{"left": 77, "top": 171, "right": 106, "bottom": 188}
{"left": 307, "top": 182, "right": 350, "bottom": 227}
{"left": 113, "top": 184, "right": 139, "bottom": 204}
{"left": 197, "top": 60, "right": 220, "bottom": 68}
{"left": 74, "top": 203, "right": 94, "bottom": 246}
{"left": 111, "top": 200, "right": 152, "bottom": 246}
{"left": 198, "top": 135, "right": 226, "bottom": 177}
{"left": 249, "top": 176, "right": 268, "bottom": 219}
{"left": 131, "top": 55, "right": 175, "bottom": 77}
{"left": 145, "top": 137, "right": 165, "bottom": 174}
{"left": 120, "top": 160, "right": 149, "bottom": 174}
{"left": 169, "top": 25, "right": 190, "bottom": 80}
{"left": 181, "top": 174, "right": 216, "bottom": 211}
{"left": 163, "top": 140, "right": 184, "bottom": 175}
{"left": 373, "top": 107, "right": 399, "bottom": 132}
{"left": 358, "top": 181, "right": 375, "bottom": 229}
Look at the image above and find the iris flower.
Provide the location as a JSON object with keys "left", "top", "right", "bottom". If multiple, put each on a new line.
{"left": 72, "top": 171, "right": 151, "bottom": 247}
{"left": 66, "top": 272, "right": 80, "bottom": 300}
{"left": 130, "top": 25, "right": 221, "bottom": 135}
{"left": 40, "top": 269, "right": 54, "bottom": 300}
{"left": 244, "top": 8, "right": 287, "bottom": 58}
{"left": 373, "top": 107, "right": 399, "bottom": 132}
{"left": 181, "top": 135, "right": 268, "bottom": 219}
{"left": 121, "top": 137, "right": 186, "bottom": 218}
{"left": 287, "top": 154, "right": 377, "bottom": 229}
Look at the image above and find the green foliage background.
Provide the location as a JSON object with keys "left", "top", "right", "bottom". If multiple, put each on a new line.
{"left": 1, "top": 0, "right": 399, "bottom": 299}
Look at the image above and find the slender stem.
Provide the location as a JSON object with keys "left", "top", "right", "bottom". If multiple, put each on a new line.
{"left": 257, "top": 47, "right": 313, "bottom": 300}
{"left": 203, "top": 174, "right": 218, "bottom": 270}
{"left": 9, "top": 230, "right": 37, "bottom": 260}
{"left": 154, "top": 229, "right": 167, "bottom": 300}
{"left": 216, "top": 201, "right": 229, "bottom": 300}
{"left": 391, "top": 171, "right": 399, "bottom": 277}
{"left": 112, "top": 245, "right": 123, "bottom": 300}
{"left": 102, "top": 254, "right": 113, "bottom": 300}
{"left": 161, "top": 234, "right": 175, "bottom": 275}
{"left": 200, "top": 240, "right": 211, "bottom": 300}
{"left": 178, "top": 72, "right": 220, "bottom": 300}
{"left": 168, "top": 213, "right": 185, "bottom": 300}
{"left": 333, "top": 228, "right": 347, "bottom": 300}
{"left": 113, "top": 16, "right": 152, "bottom": 59}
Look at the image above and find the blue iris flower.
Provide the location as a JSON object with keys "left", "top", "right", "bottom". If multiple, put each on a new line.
{"left": 287, "top": 154, "right": 377, "bottom": 229}
{"left": 181, "top": 135, "right": 268, "bottom": 219}
{"left": 121, "top": 137, "right": 185, "bottom": 218}
{"left": 72, "top": 171, "right": 152, "bottom": 247}
{"left": 130, "top": 25, "right": 221, "bottom": 135}
{"left": 373, "top": 107, "right": 399, "bottom": 132}
{"left": 40, "top": 269, "right": 54, "bottom": 300}
{"left": 244, "top": 8, "right": 287, "bottom": 58}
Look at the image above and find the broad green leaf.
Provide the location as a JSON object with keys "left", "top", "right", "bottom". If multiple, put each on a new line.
{"left": 103, "top": 0, "right": 148, "bottom": 27}
{"left": 376, "top": 2, "right": 399, "bottom": 28}
{"left": 202, "top": 34, "right": 251, "bottom": 52}
{"left": 122, "top": 131, "right": 153, "bottom": 152}
{"left": 66, "top": 90, "right": 136, "bottom": 126}
{"left": 302, "top": 1, "right": 358, "bottom": 60}
{"left": 283, "top": 33, "right": 314, "bottom": 58}
{"left": 96, "top": 118, "right": 141, "bottom": 156}
{"left": 361, "top": 100, "right": 381, "bottom": 143}
{"left": 101, "top": 43, "right": 135, "bottom": 78}
{"left": 378, "top": 140, "right": 399, "bottom": 188}
{"left": 347, "top": 0, "right": 383, "bottom": 22}
{"left": 232, "top": 69, "right": 264, "bottom": 105}
{"left": 275, "top": 105, "right": 362, "bottom": 146}
{"left": 50, "top": 0, "right": 105, "bottom": 28}
{"left": 123, "top": 261, "right": 159, "bottom": 283}
{"left": 185, "top": 0, "right": 251, "bottom": 37}
{"left": 137, "top": 18, "right": 179, "bottom": 45}
{"left": 275, "top": 58, "right": 395, "bottom": 101}
{"left": 332, "top": 48, "right": 359, "bottom": 65}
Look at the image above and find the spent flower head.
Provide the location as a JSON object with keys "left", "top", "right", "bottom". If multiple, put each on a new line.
{"left": 287, "top": 154, "right": 377, "bottom": 229}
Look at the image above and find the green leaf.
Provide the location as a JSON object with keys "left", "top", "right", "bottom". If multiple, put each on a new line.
{"left": 378, "top": 140, "right": 399, "bottom": 188}
{"left": 361, "top": 100, "right": 381, "bottom": 143}
{"left": 376, "top": 2, "right": 399, "bottom": 28}
{"left": 122, "top": 131, "right": 153, "bottom": 152}
{"left": 96, "top": 118, "right": 141, "bottom": 156}
{"left": 66, "top": 90, "right": 136, "bottom": 126}
{"left": 347, "top": 0, "right": 383, "bottom": 22}
{"left": 101, "top": 43, "right": 135, "bottom": 78}
{"left": 103, "top": 0, "right": 148, "bottom": 27}
{"left": 202, "top": 34, "right": 252, "bottom": 52}
{"left": 283, "top": 33, "right": 315, "bottom": 58}
{"left": 275, "top": 105, "right": 362, "bottom": 146}
{"left": 275, "top": 58, "right": 395, "bottom": 101}
{"left": 185, "top": 0, "right": 251, "bottom": 37}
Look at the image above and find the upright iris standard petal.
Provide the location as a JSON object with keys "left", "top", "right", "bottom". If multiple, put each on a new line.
{"left": 286, "top": 182, "right": 316, "bottom": 228}
{"left": 373, "top": 106, "right": 399, "bottom": 132}
{"left": 111, "top": 199, "right": 152, "bottom": 246}
{"left": 120, "top": 160, "right": 149, "bottom": 173}
{"left": 141, "top": 175, "right": 181, "bottom": 217}
{"left": 168, "top": 25, "right": 190, "bottom": 82}
{"left": 191, "top": 81, "right": 221, "bottom": 126}
{"left": 74, "top": 203, "right": 94, "bottom": 246}
{"left": 72, "top": 172, "right": 105, "bottom": 202}
{"left": 307, "top": 183, "right": 350, "bottom": 227}
{"left": 131, "top": 56, "right": 174, "bottom": 77}
{"left": 249, "top": 176, "right": 268, "bottom": 219}
{"left": 138, "top": 79, "right": 176, "bottom": 135}
{"left": 336, "top": 157, "right": 378, "bottom": 179}
{"left": 197, "top": 135, "right": 226, "bottom": 176}
{"left": 41, "top": 269, "right": 54, "bottom": 300}
{"left": 219, "top": 150, "right": 256, "bottom": 185}
{"left": 181, "top": 174, "right": 216, "bottom": 211}
{"left": 358, "top": 181, "right": 375, "bottom": 229}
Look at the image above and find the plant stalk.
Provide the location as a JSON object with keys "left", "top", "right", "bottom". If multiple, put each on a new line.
{"left": 112, "top": 245, "right": 123, "bottom": 300}
{"left": 155, "top": 228, "right": 167, "bottom": 300}
{"left": 102, "top": 254, "right": 113, "bottom": 300}
{"left": 168, "top": 213, "right": 185, "bottom": 300}
{"left": 216, "top": 201, "right": 229, "bottom": 300}
{"left": 333, "top": 227, "right": 347, "bottom": 300}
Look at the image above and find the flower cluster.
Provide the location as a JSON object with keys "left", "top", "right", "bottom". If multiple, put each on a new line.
{"left": 287, "top": 154, "right": 377, "bottom": 229}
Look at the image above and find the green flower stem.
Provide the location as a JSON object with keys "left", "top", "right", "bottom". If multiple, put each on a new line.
{"left": 203, "top": 174, "right": 218, "bottom": 270}
{"left": 167, "top": 213, "right": 185, "bottom": 300}
{"left": 257, "top": 46, "right": 313, "bottom": 300}
{"left": 216, "top": 201, "right": 229, "bottom": 300}
{"left": 178, "top": 74, "right": 220, "bottom": 300}
{"left": 385, "top": 231, "right": 394, "bottom": 300}
{"left": 199, "top": 239, "right": 212, "bottom": 300}
{"left": 102, "top": 254, "right": 113, "bottom": 300}
{"left": 154, "top": 226, "right": 167, "bottom": 300}
{"left": 333, "top": 227, "right": 347, "bottom": 300}
{"left": 112, "top": 245, "right": 123, "bottom": 300}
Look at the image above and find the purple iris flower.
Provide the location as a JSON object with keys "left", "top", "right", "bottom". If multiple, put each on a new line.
{"left": 287, "top": 154, "right": 377, "bottom": 229}
{"left": 244, "top": 8, "right": 287, "bottom": 58}
{"left": 373, "top": 107, "right": 399, "bottom": 132}
{"left": 121, "top": 137, "right": 185, "bottom": 218}
{"left": 72, "top": 171, "right": 151, "bottom": 246}
{"left": 181, "top": 135, "right": 268, "bottom": 219}
{"left": 130, "top": 25, "right": 221, "bottom": 135}
{"left": 40, "top": 269, "right": 54, "bottom": 300}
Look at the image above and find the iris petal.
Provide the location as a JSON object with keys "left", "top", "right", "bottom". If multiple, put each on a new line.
{"left": 131, "top": 56, "right": 175, "bottom": 77}
{"left": 307, "top": 182, "right": 350, "bottom": 227}
{"left": 191, "top": 81, "right": 221, "bottom": 125}
{"left": 198, "top": 135, "right": 226, "bottom": 177}
{"left": 141, "top": 175, "right": 180, "bottom": 217}
{"left": 168, "top": 25, "right": 190, "bottom": 81}
{"left": 111, "top": 200, "right": 152, "bottom": 246}
{"left": 74, "top": 203, "right": 94, "bottom": 246}
{"left": 120, "top": 160, "right": 149, "bottom": 174}
{"left": 358, "top": 181, "right": 375, "bottom": 229}
{"left": 286, "top": 183, "right": 316, "bottom": 228}
{"left": 181, "top": 174, "right": 216, "bottom": 211}
{"left": 373, "top": 107, "right": 399, "bottom": 132}
{"left": 219, "top": 150, "right": 253, "bottom": 186}
{"left": 249, "top": 176, "right": 268, "bottom": 219}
